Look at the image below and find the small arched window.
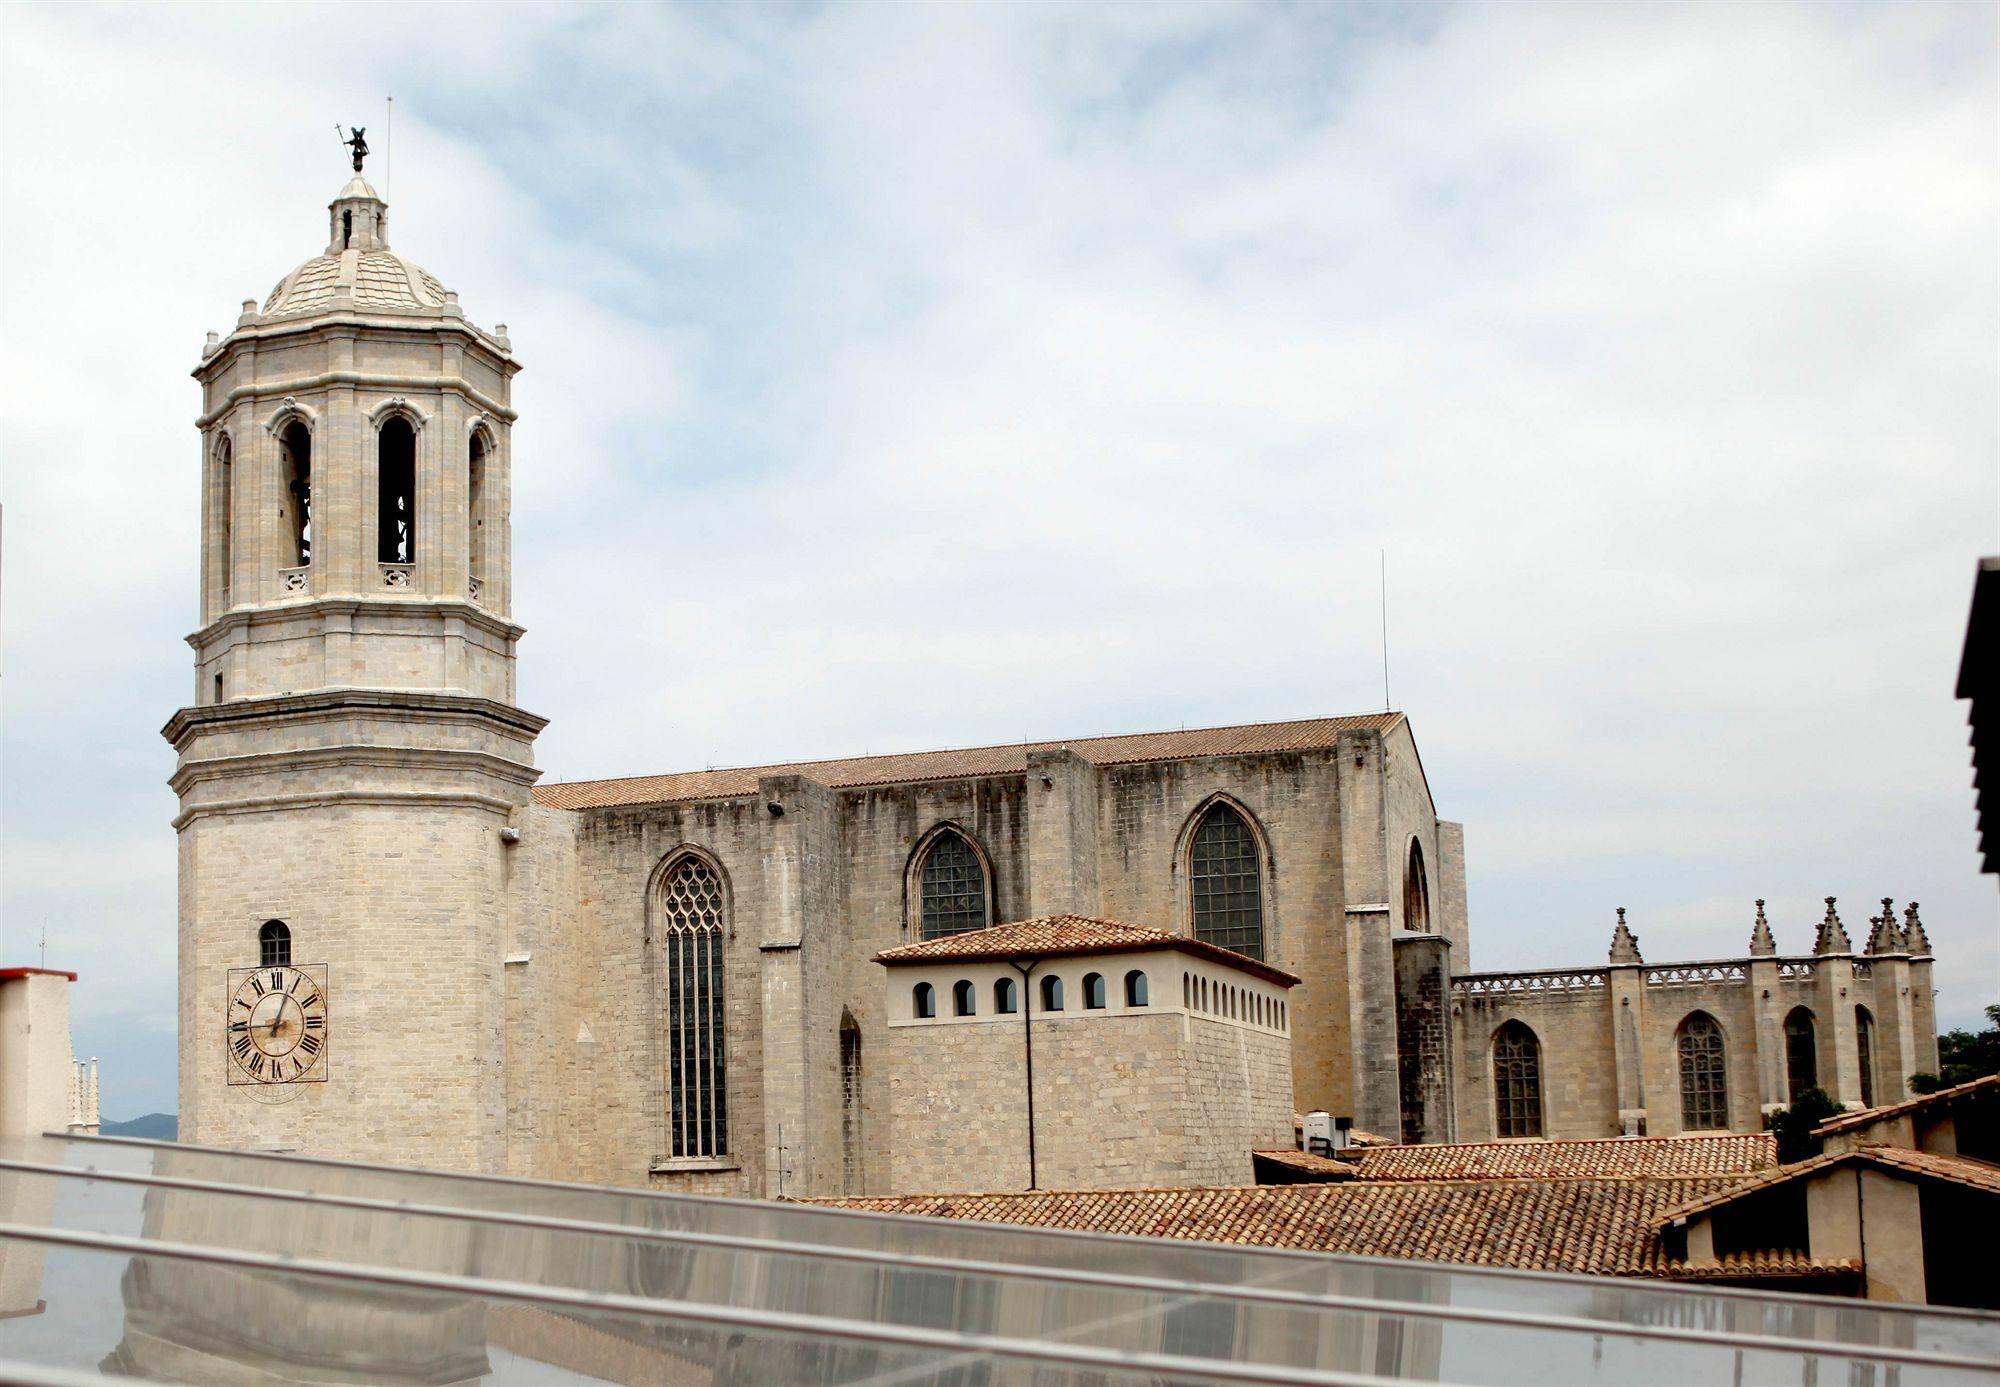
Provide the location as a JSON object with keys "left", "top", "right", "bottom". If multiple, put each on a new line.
{"left": 1199, "top": 977, "right": 1209, "bottom": 1012}
{"left": 1784, "top": 1008, "right": 1818, "bottom": 1101}
{"left": 913, "top": 982, "right": 937, "bottom": 1020}
{"left": 1126, "top": 970, "right": 1149, "bottom": 1007}
{"left": 1083, "top": 973, "right": 1106, "bottom": 1009}
{"left": 1040, "top": 975, "right": 1064, "bottom": 1012}
{"left": 995, "top": 977, "right": 1018, "bottom": 1015}
{"left": 213, "top": 435, "right": 233, "bottom": 605}
{"left": 467, "top": 427, "right": 490, "bottom": 600}
{"left": 1182, "top": 973, "right": 1191, "bottom": 1007}
{"left": 917, "top": 829, "right": 989, "bottom": 939}
{"left": 378, "top": 415, "right": 417, "bottom": 565}
{"left": 279, "top": 419, "right": 313, "bottom": 568}
{"left": 1493, "top": 1021, "right": 1543, "bottom": 1138}
{"left": 952, "top": 980, "right": 976, "bottom": 1017}
{"left": 1189, "top": 802, "right": 1265, "bottom": 959}
{"left": 1405, "top": 839, "right": 1431, "bottom": 934}
{"left": 1678, "top": 1012, "right": 1729, "bottom": 1130}
{"left": 1856, "top": 1006, "right": 1877, "bottom": 1108}
{"left": 258, "top": 920, "right": 291, "bottom": 968}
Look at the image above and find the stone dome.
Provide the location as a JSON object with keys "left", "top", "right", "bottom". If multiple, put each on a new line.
{"left": 262, "top": 249, "right": 453, "bottom": 319}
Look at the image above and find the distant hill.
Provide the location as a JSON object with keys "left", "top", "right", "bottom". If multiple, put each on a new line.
{"left": 100, "top": 1113, "right": 177, "bottom": 1140}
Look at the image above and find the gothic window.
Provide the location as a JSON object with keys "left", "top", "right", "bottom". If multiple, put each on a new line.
{"left": 1126, "top": 970, "right": 1149, "bottom": 1007}
{"left": 1083, "top": 973, "right": 1106, "bottom": 1009}
{"left": 213, "top": 435, "right": 233, "bottom": 604}
{"left": 839, "top": 1014, "right": 863, "bottom": 1196}
{"left": 1404, "top": 839, "right": 1430, "bottom": 934}
{"left": 913, "top": 982, "right": 936, "bottom": 1020}
{"left": 995, "top": 977, "right": 1018, "bottom": 1014}
{"left": 1040, "top": 975, "right": 1064, "bottom": 1012}
{"left": 660, "top": 857, "right": 727, "bottom": 1158}
{"left": 1784, "top": 1008, "right": 1818, "bottom": 1101}
{"left": 378, "top": 416, "right": 416, "bottom": 565}
{"left": 1493, "top": 1021, "right": 1543, "bottom": 1138}
{"left": 468, "top": 427, "right": 489, "bottom": 597}
{"left": 279, "top": 419, "right": 312, "bottom": 567}
{"left": 258, "top": 920, "right": 291, "bottom": 968}
{"left": 1189, "top": 802, "right": 1264, "bottom": 959}
{"left": 952, "top": 980, "right": 976, "bottom": 1017}
{"left": 1856, "top": 1006, "right": 1876, "bottom": 1108}
{"left": 917, "top": 829, "right": 989, "bottom": 939}
{"left": 1678, "top": 1012, "right": 1729, "bottom": 1131}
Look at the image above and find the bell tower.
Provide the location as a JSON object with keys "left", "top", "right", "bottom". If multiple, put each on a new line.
{"left": 166, "top": 150, "right": 545, "bottom": 1170}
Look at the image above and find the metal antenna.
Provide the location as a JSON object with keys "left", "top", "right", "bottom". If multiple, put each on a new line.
{"left": 40, "top": 923, "right": 47, "bottom": 969}
{"left": 1380, "top": 550, "right": 1391, "bottom": 712}
{"left": 385, "top": 95, "right": 393, "bottom": 199}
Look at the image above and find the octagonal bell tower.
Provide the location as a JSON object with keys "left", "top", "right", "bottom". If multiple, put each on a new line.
{"left": 166, "top": 154, "right": 545, "bottom": 1170}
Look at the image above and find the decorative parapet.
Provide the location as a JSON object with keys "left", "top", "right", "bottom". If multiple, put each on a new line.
{"left": 1644, "top": 961, "right": 1748, "bottom": 987}
{"left": 468, "top": 575, "right": 484, "bottom": 603}
{"left": 1776, "top": 959, "right": 1815, "bottom": 979}
{"left": 380, "top": 563, "right": 414, "bottom": 589}
{"left": 1451, "top": 968, "right": 1609, "bottom": 998}
{"left": 1851, "top": 959, "right": 1873, "bottom": 979}
{"left": 279, "top": 564, "right": 310, "bottom": 594}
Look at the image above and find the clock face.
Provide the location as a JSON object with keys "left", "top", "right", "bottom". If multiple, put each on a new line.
{"left": 225, "top": 964, "right": 328, "bottom": 1086}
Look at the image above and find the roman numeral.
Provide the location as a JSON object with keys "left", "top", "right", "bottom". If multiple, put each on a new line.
{"left": 305, "top": 1014, "right": 324, "bottom": 1030}
{"left": 247, "top": 1054, "right": 264, "bottom": 1077}
{"left": 235, "top": 998, "right": 251, "bottom": 1011}
{"left": 270, "top": 970, "right": 284, "bottom": 992}
{"left": 287, "top": 973, "right": 302, "bottom": 995}
{"left": 233, "top": 1035, "right": 252, "bottom": 1057}
{"left": 300, "top": 993, "right": 320, "bottom": 1010}
{"left": 249, "top": 976, "right": 266, "bottom": 997}
{"left": 300, "top": 1033, "right": 321, "bottom": 1055}
{"left": 229, "top": 1021, "right": 248, "bottom": 1033}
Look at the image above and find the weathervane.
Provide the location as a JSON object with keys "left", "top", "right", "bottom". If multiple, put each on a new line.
{"left": 339, "top": 125, "right": 369, "bottom": 174}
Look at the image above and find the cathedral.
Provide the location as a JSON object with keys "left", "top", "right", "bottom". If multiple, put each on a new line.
{"left": 167, "top": 158, "right": 1940, "bottom": 1196}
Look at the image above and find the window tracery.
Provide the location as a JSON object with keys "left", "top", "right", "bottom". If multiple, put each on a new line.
{"left": 1189, "top": 803, "right": 1264, "bottom": 959}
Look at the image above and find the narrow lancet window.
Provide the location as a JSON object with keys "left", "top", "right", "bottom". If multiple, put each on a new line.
{"left": 1405, "top": 839, "right": 1430, "bottom": 934}
{"left": 1784, "top": 1008, "right": 1818, "bottom": 1101}
{"left": 214, "top": 436, "right": 233, "bottom": 603}
{"left": 917, "top": 829, "right": 988, "bottom": 939}
{"left": 258, "top": 920, "right": 291, "bottom": 968}
{"left": 279, "top": 421, "right": 313, "bottom": 567}
{"left": 1189, "top": 802, "right": 1264, "bottom": 959}
{"left": 378, "top": 416, "right": 416, "bottom": 565}
{"left": 1493, "top": 1021, "right": 1543, "bottom": 1137}
{"left": 1678, "top": 1012, "right": 1729, "bottom": 1130}
{"left": 468, "top": 428, "right": 489, "bottom": 598}
{"left": 1856, "top": 1006, "right": 1876, "bottom": 1107}
{"left": 660, "top": 857, "right": 727, "bottom": 1158}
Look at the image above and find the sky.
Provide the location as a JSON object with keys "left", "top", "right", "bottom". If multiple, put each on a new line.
{"left": 1, "top": 1, "right": 1994, "bottom": 1122}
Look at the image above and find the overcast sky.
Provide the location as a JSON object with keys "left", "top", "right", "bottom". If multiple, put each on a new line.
{"left": 2, "top": 1, "right": 1994, "bottom": 1122}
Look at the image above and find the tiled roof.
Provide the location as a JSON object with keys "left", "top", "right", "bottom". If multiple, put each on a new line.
{"left": 872, "top": 915, "right": 1301, "bottom": 986}
{"left": 1656, "top": 1252, "right": 1862, "bottom": 1282}
{"left": 1252, "top": 1149, "right": 1356, "bottom": 1178}
{"left": 1813, "top": 1072, "right": 2000, "bottom": 1135}
{"left": 1336, "top": 1133, "right": 1777, "bottom": 1182}
{"left": 809, "top": 1177, "right": 1753, "bottom": 1278}
{"left": 1652, "top": 1144, "right": 2000, "bottom": 1228}
{"left": 532, "top": 713, "right": 1405, "bottom": 810}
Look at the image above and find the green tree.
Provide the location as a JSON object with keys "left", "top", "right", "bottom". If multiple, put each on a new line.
{"left": 1765, "top": 1086, "right": 1842, "bottom": 1163}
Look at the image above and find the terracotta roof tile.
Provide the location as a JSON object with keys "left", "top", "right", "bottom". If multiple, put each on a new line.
{"left": 1336, "top": 1133, "right": 1777, "bottom": 1182}
{"left": 532, "top": 713, "right": 1405, "bottom": 810}
{"left": 1652, "top": 1144, "right": 2000, "bottom": 1230}
{"left": 1812, "top": 1072, "right": 2000, "bottom": 1135}
{"left": 807, "top": 1177, "right": 1750, "bottom": 1278}
{"left": 872, "top": 915, "right": 1301, "bottom": 986}
{"left": 1656, "top": 1252, "right": 1862, "bottom": 1282}
{"left": 1251, "top": 1149, "right": 1356, "bottom": 1178}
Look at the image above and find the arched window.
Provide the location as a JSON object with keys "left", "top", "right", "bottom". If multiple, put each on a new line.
{"left": 378, "top": 415, "right": 416, "bottom": 565}
{"left": 467, "top": 427, "right": 490, "bottom": 600}
{"left": 952, "top": 980, "right": 976, "bottom": 1017}
{"left": 1404, "top": 839, "right": 1430, "bottom": 934}
{"left": 1493, "top": 1021, "right": 1543, "bottom": 1138}
{"left": 913, "top": 982, "right": 936, "bottom": 1019}
{"left": 839, "top": 1013, "right": 864, "bottom": 1196}
{"left": 1678, "top": 1012, "right": 1729, "bottom": 1131}
{"left": 1083, "top": 973, "right": 1106, "bottom": 1009}
{"left": 258, "top": 920, "right": 291, "bottom": 968}
{"left": 1856, "top": 1006, "right": 1877, "bottom": 1108}
{"left": 660, "top": 856, "right": 728, "bottom": 1158}
{"left": 917, "top": 829, "right": 989, "bottom": 939}
{"left": 1189, "top": 802, "right": 1264, "bottom": 959}
{"left": 214, "top": 435, "right": 233, "bottom": 605}
{"left": 1784, "top": 1008, "right": 1818, "bottom": 1101}
{"left": 1040, "top": 975, "right": 1064, "bottom": 1012}
{"left": 995, "top": 977, "right": 1018, "bottom": 1015}
{"left": 1199, "top": 977, "right": 1209, "bottom": 1011}
{"left": 1182, "top": 973, "right": 1191, "bottom": 1008}
{"left": 279, "top": 419, "right": 313, "bottom": 567}
{"left": 1126, "top": 970, "right": 1149, "bottom": 1007}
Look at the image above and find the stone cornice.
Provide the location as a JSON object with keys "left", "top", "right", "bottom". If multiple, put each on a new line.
{"left": 172, "top": 787, "right": 525, "bottom": 831}
{"left": 168, "top": 743, "right": 542, "bottom": 798}
{"left": 185, "top": 597, "right": 526, "bottom": 649}
{"left": 195, "top": 317, "right": 518, "bottom": 387}
{"left": 195, "top": 368, "right": 516, "bottom": 430}
{"left": 162, "top": 688, "right": 549, "bottom": 748}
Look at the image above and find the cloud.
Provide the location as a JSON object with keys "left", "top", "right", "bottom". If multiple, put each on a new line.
{"left": 3, "top": 1, "right": 1994, "bottom": 1117}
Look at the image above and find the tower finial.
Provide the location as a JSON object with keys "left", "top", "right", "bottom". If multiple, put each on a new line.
{"left": 1814, "top": 896, "right": 1852, "bottom": 955}
{"left": 1903, "top": 901, "right": 1932, "bottom": 956}
{"left": 342, "top": 125, "right": 370, "bottom": 175}
{"left": 1748, "top": 899, "right": 1776, "bottom": 956}
{"left": 1866, "top": 898, "right": 1903, "bottom": 955}
{"left": 1609, "top": 907, "right": 1643, "bottom": 965}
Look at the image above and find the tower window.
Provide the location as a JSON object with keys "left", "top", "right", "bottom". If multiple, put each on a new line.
{"left": 1189, "top": 802, "right": 1264, "bottom": 959}
{"left": 468, "top": 428, "right": 490, "bottom": 600}
{"left": 1405, "top": 839, "right": 1430, "bottom": 934}
{"left": 1493, "top": 1021, "right": 1543, "bottom": 1138}
{"left": 279, "top": 420, "right": 312, "bottom": 567}
{"left": 1677, "top": 1012, "right": 1729, "bottom": 1131}
{"left": 1856, "top": 1006, "right": 1877, "bottom": 1108}
{"left": 1784, "top": 1007, "right": 1818, "bottom": 1101}
{"left": 952, "top": 979, "right": 976, "bottom": 1017}
{"left": 1125, "top": 970, "right": 1149, "bottom": 1007}
{"left": 660, "top": 856, "right": 727, "bottom": 1158}
{"left": 378, "top": 416, "right": 416, "bottom": 564}
{"left": 258, "top": 920, "right": 291, "bottom": 968}
{"left": 916, "top": 828, "right": 989, "bottom": 939}
{"left": 214, "top": 435, "right": 233, "bottom": 605}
